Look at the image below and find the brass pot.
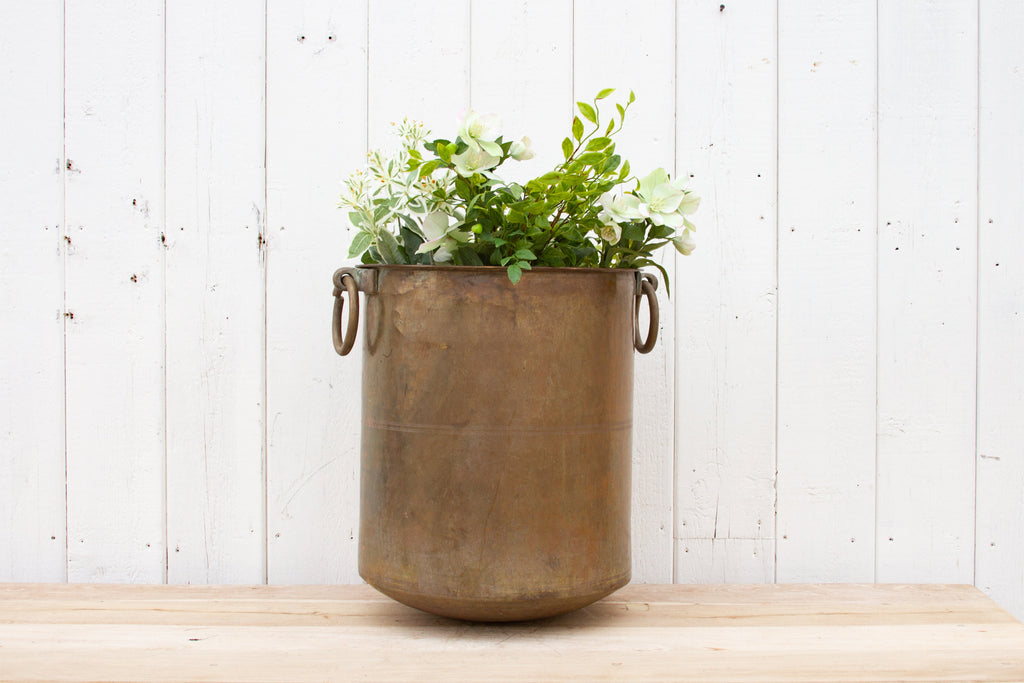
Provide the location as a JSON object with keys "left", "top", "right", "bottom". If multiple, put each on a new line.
{"left": 332, "top": 265, "right": 659, "bottom": 621}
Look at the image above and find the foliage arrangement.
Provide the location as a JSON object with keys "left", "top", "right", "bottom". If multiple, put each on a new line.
{"left": 339, "top": 89, "right": 699, "bottom": 286}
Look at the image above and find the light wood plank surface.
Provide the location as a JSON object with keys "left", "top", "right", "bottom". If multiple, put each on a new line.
{"left": 1, "top": 583, "right": 1021, "bottom": 682}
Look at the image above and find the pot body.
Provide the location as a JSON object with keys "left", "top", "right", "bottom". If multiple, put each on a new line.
{"left": 357, "top": 266, "right": 635, "bottom": 621}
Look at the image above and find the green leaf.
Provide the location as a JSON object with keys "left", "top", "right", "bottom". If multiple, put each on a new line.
{"left": 561, "top": 137, "right": 574, "bottom": 159}
{"left": 399, "top": 224, "right": 425, "bottom": 261}
{"left": 628, "top": 90, "right": 636, "bottom": 104}
{"left": 602, "top": 154, "right": 621, "bottom": 174}
{"left": 577, "top": 152, "right": 605, "bottom": 165}
{"left": 514, "top": 248, "right": 536, "bottom": 261}
{"left": 376, "top": 230, "right": 406, "bottom": 264}
{"left": 585, "top": 137, "right": 612, "bottom": 151}
{"left": 595, "top": 87, "right": 615, "bottom": 100}
{"left": 621, "top": 223, "right": 645, "bottom": 243}
{"left": 347, "top": 230, "right": 373, "bottom": 258}
{"left": 507, "top": 262, "right": 522, "bottom": 284}
{"left": 616, "top": 103, "right": 625, "bottom": 119}
{"left": 454, "top": 176, "right": 474, "bottom": 198}
{"left": 348, "top": 211, "right": 365, "bottom": 229}
{"left": 418, "top": 159, "right": 442, "bottom": 177}
{"left": 577, "top": 101, "right": 598, "bottom": 124}
{"left": 399, "top": 214, "right": 420, "bottom": 234}
{"left": 572, "top": 116, "right": 584, "bottom": 142}
{"left": 649, "top": 225, "right": 674, "bottom": 239}
{"left": 457, "top": 246, "right": 484, "bottom": 266}
{"left": 605, "top": 118, "right": 616, "bottom": 136}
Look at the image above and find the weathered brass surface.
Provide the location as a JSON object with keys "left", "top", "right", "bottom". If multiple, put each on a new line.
{"left": 339, "top": 265, "right": 652, "bottom": 621}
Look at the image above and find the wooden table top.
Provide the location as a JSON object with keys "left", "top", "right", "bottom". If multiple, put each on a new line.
{"left": 1, "top": 583, "right": 1022, "bottom": 682}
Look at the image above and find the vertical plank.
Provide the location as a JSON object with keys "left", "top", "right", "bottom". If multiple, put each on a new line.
{"left": 876, "top": 0, "right": 978, "bottom": 583}
{"left": 164, "top": 0, "right": 267, "bottom": 584}
{"left": 675, "top": 538, "right": 774, "bottom": 583}
{"left": 673, "top": 0, "right": 778, "bottom": 583}
{"left": 775, "top": 1, "right": 877, "bottom": 582}
{"left": 367, "top": 1, "right": 471, "bottom": 147}
{"left": 573, "top": 0, "right": 677, "bottom": 583}
{"left": 0, "top": 1, "right": 66, "bottom": 581}
{"left": 63, "top": 1, "right": 166, "bottom": 581}
{"left": 977, "top": 0, "right": 1024, "bottom": 622}
{"left": 265, "top": 0, "right": 368, "bottom": 583}
{"left": 468, "top": 0, "right": 572, "bottom": 184}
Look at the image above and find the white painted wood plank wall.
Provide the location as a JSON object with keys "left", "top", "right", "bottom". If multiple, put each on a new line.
{"left": 776, "top": 0, "right": 876, "bottom": 583}
{"left": 1, "top": 1, "right": 1022, "bottom": 621}
{"left": 63, "top": 1, "right": 166, "bottom": 582}
{"left": 164, "top": 0, "right": 266, "bottom": 584}
{"left": 0, "top": 1, "right": 66, "bottom": 582}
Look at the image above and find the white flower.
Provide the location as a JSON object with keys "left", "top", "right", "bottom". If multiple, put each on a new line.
{"left": 456, "top": 109, "right": 503, "bottom": 157}
{"left": 451, "top": 147, "right": 500, "bottom": 178}
{"left": 598, "top": 219, "right": 622, "bottom": 245}
{"left": 678, "top": 191, "right": 701, "bottom": 216}
{"left": 673, "top": 228, "right": 697, "bottom": 255}
{"left": 636, "top": 168, "right": 686, "bottom": 229}
{"left": 599, "top": 190, "right": 643, "bottom": 223}
{"left": 509, "top": 136, "right": 535, "bottom": 161}
{"left": 416, "top": 211, "right": 470, "bottom": 263}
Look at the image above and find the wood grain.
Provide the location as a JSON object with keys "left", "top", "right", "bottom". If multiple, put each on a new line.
{"left": 264, "top": 0, "right": 367, "bottom": 583}
{"left": 573, "top": 0, "right": 677, "bottom": 584}
{"left": 0, "top": 1, "right": 66, "bottom": 582}
{"left": 674, "top": 0, "right": 778, "bottom": 583}
{"left": 776, "top": 0, "right": 877, "bottom": 582}
{"left": 469, "top": 0, "right": 573, "bottom": 185}
{"left": 976, "top": 0, "right": 1024, "bottom": 622}
{"left": 164, "top": 0, "right": 267, "bottom": 585}
{"left": 3, "top": 0, "right": 1024, "bottom": 626}
{"left": 876, "top": 0, "right": 978, "bottom": 583}
{"left": 63, "top": 0, "right": 167, "bottom": 582}
{"left": 0, "top": 583, "right": 1021, "bottom": 682}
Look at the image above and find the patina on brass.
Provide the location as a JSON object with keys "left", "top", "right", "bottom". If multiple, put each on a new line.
{"left": 332, "top": 265, "right": 659, "bottom": 622}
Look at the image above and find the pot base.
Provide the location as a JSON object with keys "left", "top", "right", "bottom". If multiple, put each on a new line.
{"left": 365, "top": 573, "right": 630, "bottom": 622}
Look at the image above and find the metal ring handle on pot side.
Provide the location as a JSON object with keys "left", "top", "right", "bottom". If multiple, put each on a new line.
{"left": 633, "top": 272, "right": 659, "bottom": 354}
{"left": 332, "top": 268, "right": 359, "bottom": 356}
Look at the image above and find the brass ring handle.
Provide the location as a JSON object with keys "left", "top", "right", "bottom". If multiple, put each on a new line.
{"left": 332, "top": 269, "right": 359, "bottom": 356}
{"left": 634, "top": 273, "right": 659, "bottom": 354}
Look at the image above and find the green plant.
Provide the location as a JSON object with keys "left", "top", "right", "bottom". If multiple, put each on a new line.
{"left": 339, "top": 89, "right": 699, "bottom": 287}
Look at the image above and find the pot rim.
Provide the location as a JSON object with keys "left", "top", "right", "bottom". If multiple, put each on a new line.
{"left": 354, "top": 264, "right": 640, "bottom": 276}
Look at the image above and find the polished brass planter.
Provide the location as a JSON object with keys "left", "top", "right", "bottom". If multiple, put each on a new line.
{"left": 332, "top": 265, "right": 659, "bottom": 621}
